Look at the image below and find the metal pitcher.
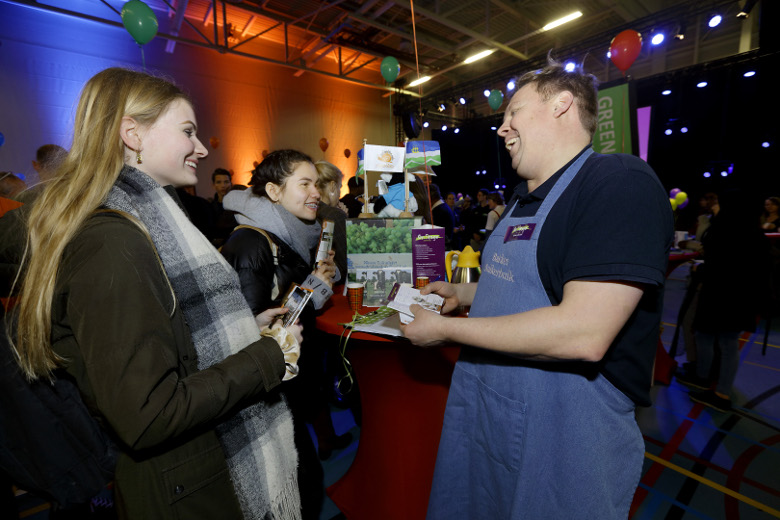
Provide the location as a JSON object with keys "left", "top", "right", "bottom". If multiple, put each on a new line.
{"left": 445, "top": 246, "right": 481, "bottom": 284}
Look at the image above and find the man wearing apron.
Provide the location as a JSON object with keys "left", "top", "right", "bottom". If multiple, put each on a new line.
{"left": 402, "top": 59, "right": 673, "bottom": 518}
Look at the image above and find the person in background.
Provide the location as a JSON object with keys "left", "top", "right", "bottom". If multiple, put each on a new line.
{"left": 428, "top": 184, "right": 457, "bottom": 250}
{"left": 208, "top": 168, "right": 238, "bottom": 246}
{"left": 760, "top": 196, "right": 780, "bottom": 233}
{"left": 677, "top": 191, "right": 770, "bottom": 411}
{"left": 2, "top": 68, "right": 302, "bottom": 520}
{"left": 16, "top": 145, "right": 67, "bottom": 203}
{"left": 484, "top": 190, "right": 506, "bottom": 232}
{"left": 315, "top": 160, "right": 347, "bottom": 280}
{"left": 220, "top": 150, "right": 346, "bottom": 519}
{"left": 468, "top": 188, "right": 491, "bottom": 250}
{"left": 339, "top": 175, "right": 364, "bottom": 218}
{"left": 175, "top": 185, "right": 215, "bottom": 237}
{"left": 402, "top": 57, "right": 672, "bottom": 519}
{"left": 0, "top": 171, "right": 27, "bottom": 200}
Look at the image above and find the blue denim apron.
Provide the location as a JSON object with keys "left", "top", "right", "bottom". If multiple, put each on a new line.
{"left": 427, "top": 148, "right": 644, "bottom": 519}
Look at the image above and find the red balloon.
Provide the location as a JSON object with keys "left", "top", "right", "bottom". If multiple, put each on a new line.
{"left": 609, "top": 30, "right": 642, "bottom": 72}
{"left": 344, "top": 148, "right": 351, "bottom": 159}
{"left": 319, "top": 138, "right": 329, "bottom": 152}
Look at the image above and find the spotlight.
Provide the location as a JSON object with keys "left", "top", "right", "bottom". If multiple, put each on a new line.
{"left": 680, "top": 127, "right": 688, "bottom": 133}
{"left": 507, "top": 80, "right": 516, "bottom": 91}
{"left": 662, "top": 89, "right": 672, "bottom": 96}
{"left": 762, "top": 141, "right": 771, "bottom": 148}
{"left": 665, "top": 129, "right": 673, "bottom": 136}
{"left": 606, "top": 50, "right": 612, "bottom": 58}
{"left": 651, "top": 32, "right": 665, "bottom": 45}
{"left": 423, "top": 121, "right": 429, "bottom": 128}
{"left": 743, "top": 70, "right": 756, "bottom": 77}
{"left": 737, "top": 0, "right": 758, "bottom": 19}
{"left": 459, "top": 97, "right": 467, "bottom": 105}
{"left": 483, "top": 89, "right": 491, "bottom": 97}
{"left": 697, "top": 81, "right": 708, "bottom": 88}
{"left": 494, "top": 184, "right": 500, "bottom": 189}
{"left": 564, "top": 62, "right": 576, "bottom": 72}
{"left": 703, "top": 172, "right": 712, "bottom": 178}
{"left": 708, "top": 14, "right": 722, "bottom": 28}
{"left": 490, "top": 126, "right": 497, "bottom": 130}
{"left": 454, "top": 128, "right": 460, "bottom": 134}
{"left": 482, "top": 169, "right": 487, "bottom": 175}
{"left": 441, "top": 125, "right": 448, "bottom": 131}
{"left": 720, "top": 171, "right": 728, "bottom": 177}
{"left": 438, "top": 103, "right": 446, "bottom": 112}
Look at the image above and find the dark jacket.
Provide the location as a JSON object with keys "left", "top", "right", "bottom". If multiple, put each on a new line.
{"left": 220, "top": 227, "right": 314, "bottom": 316}
{"left": 29, "top": 213, "right": 285, "bottom": 519}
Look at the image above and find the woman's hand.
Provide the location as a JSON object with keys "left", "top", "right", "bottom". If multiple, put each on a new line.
{"left": 313, "top": 250, "right": 336, "bottom": 287}
{"left": 255, "top": 307, "right": 288, "bottom": 329}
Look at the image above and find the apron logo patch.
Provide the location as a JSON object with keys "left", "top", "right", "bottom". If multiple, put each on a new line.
{"left": 504, "top": 223, "right": 536, "bottom": 242}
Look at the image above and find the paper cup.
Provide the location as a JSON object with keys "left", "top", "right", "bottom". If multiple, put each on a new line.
{"left": 416, "top": 276, "right": 430, "bottom": 289}
{"left": 347, "top": 282, "right": 365, "bottom": 311}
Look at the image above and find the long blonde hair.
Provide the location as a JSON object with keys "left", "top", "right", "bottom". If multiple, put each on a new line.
{"left": 14, "top": 67, "right": 189, "bottom": 380}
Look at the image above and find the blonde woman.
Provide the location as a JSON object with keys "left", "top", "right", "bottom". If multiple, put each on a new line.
{"left": 5, "top": 68, "right": 302, "bottom": 519}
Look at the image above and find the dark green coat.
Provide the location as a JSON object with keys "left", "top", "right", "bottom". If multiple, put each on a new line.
{"left": 47, "top": 214, "right": 287, "bottom": 519}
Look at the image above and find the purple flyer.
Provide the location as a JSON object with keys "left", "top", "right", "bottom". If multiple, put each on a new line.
{"left": 412, "top": 226, "right": 446, "bottom": 282}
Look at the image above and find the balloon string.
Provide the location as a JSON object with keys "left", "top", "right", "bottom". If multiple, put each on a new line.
{"left": 140, "top": 44, "right": 146, "bottom": 72}
{"left": 621, "top": 80, "right": 626, "bottom": 153}
{"left": 408, "top": 0, "right": 433, "bottom": 224}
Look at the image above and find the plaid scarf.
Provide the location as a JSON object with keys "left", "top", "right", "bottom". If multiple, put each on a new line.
{"left": 104, "top": 166, "right": 301, "bottom": 519}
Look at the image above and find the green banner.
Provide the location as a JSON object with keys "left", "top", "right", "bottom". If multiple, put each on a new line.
{"left": 593, "top": 83, "right": 632, "bottom": 154}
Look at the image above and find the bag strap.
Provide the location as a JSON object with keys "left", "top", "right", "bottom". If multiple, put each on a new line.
{"left": 229, "top": 224, "right": 281, "bottom": 301}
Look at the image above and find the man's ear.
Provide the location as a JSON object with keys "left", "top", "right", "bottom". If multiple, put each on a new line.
{"left": 266, "top": 182, "right": 281, "bottom": 202}
{"left": 119, "top": 116, "right": 141, "bottom": 150}
{"left": 552, "top": 91, "right": 575, "bottom": 118}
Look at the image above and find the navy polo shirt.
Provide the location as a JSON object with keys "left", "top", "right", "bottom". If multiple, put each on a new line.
{"left": 500, "top": 146, "right": 674, "bottom": 406}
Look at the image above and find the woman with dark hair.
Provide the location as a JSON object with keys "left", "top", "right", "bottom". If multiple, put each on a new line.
{"left": 760, "top": 196, "right": 780, "bottom": 232}
{"left": 220, "top": 150, "right": 347, "bottom": 519}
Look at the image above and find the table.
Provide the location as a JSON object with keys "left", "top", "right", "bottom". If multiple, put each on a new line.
{"left": 318, "top": 292, "right": 460, "bottom": 520}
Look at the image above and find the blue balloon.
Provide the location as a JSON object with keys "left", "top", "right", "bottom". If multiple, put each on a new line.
{"left": 0, "top": 132, "right": 4, "bottom": 147}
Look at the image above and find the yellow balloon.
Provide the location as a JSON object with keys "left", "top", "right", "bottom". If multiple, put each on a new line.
{"left": 670, "top": 198, "right": 678, "bottom": 210}
{"left": 674, "top": 191, "right": 687, "bottom": 204}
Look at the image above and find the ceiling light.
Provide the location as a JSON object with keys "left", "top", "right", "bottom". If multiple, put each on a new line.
{"left": 438, "top": 103, "right": 446, "bottom": 112}
{"left": 483, "top": 89, "right": 491, "bottom": 97}
{"left": 697, "top": 81, "right": 708, "bottom": 88}
{"left": 564, "top": 62, "right": 576, "bottom": 72}
{"left": 665, "top": 129, "right": 673, "bottom": 136}
{"left": 703, "top": 172, "right": 711, "bottom": 178}
{"left": 459, "top": 97, "right": 467, "bottom": 105}
{"left": 743, "top": 70, "right": 756, "bottom": 77}
{"left": 507, "top": 80, "right": 516, "bottom": 91}
{"left": 542, "top": 11, "right": 583, "bottom": 31}
{"left": 454, "top": 128, "right": 460, "bottom": 134}
{"left": 720, "top": 171, "right": 728, "bottom": 177}
{"left": 490, "top": 126, "right": 497, "bottom": 130}
{"left": 762, "top": 142, "right": 771, "bottom": 148}
{"left": 662, "top": 89, "right": 672, "bottom": 95}
{"left": 464, "top": 49, "right": 495, "bottom": 64}
{"left": 441, "top": 125, "right": 448, "bottom": 131}
{"left": 423, "top": 121, "right": 429, "bottom": 128}
{"left": 408, "top": 76, "right": 431, "bottom": 87}
{"left": 708, "top": 14, "right": 722, "bottom": 28}
{"left": 680, "top": 127, "right": 688, "bottom": 133}
{"left": 673, "top": 22, "right": 686, "bottom": 40}
{"left": 606, "top": 51, "right": 611, "bottom": 58}
{"left": 651, "top": 33, "right": 665, "bottom": 45}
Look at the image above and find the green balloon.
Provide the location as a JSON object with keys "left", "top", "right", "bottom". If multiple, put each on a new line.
{"left": 488, "top": 89, "right": 504, "bottom": 110}
{"left": 121, "top": 0, "right": 159, "bottom": 45}
{"left": 380, "top": 56, "right": 400, "bottom": 83}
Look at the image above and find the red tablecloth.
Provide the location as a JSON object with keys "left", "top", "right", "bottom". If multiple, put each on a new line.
{"left": 318, "top": 292, "right": 460, "bottom": 520}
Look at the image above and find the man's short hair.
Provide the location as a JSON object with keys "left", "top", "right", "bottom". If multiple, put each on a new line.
{"left": 428, "top": 183, "right": 442, "bottom": 201}
{"left": 347, "top": 175, "right": 362, "bottom": 189}
{"left": 211, "top": 168, "right": 232, "bottom": 183}
{"left": 514, "top": 55, "right": 599, "bottom": 137}
{"left": 35, "top": 144, "right": 66, "bottom": 170}
{"left": 487, "top": 191, "right": 505, "bottom": 205}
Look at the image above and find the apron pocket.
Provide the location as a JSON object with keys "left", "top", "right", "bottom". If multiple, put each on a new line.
{"left": 470, "top": 371, "right": 527, "bottom": 474}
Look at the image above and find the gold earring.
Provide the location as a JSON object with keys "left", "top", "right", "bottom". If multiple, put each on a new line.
{"left": 136, "top": 149, "right": 142, "bottom": 164}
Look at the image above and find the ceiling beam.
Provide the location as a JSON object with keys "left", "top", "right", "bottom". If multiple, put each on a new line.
{"left": 391, "top": 0, "right": 529, "bottom": 60}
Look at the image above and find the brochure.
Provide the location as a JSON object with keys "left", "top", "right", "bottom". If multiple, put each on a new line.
{"left": 385, "top": 283, "right": 444, "bottom": 324}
